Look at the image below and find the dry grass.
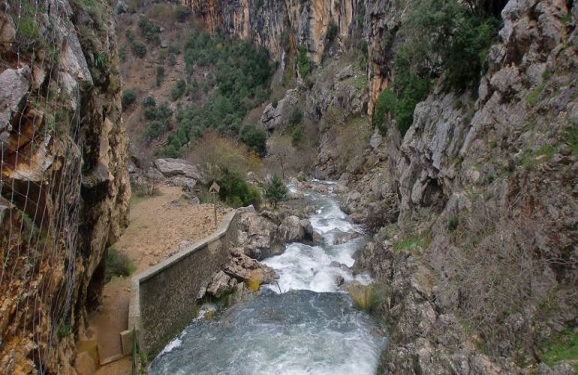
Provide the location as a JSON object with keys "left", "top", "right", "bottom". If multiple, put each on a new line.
{"left": 246, "top": 270, "right": 263, "bottom": 292}
{"left": 346, "top": 284, "right": 385, "bottom": 313}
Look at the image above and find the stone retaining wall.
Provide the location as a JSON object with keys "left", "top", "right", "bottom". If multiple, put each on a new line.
{"left": 125, "top": 210, "right": 239, "bottom": 357}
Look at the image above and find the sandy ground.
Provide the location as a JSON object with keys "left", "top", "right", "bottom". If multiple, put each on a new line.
{"left": 87, "top": 185, "right": 231, "bottom": 374}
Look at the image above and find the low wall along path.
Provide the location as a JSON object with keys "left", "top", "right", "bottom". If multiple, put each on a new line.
{"left": 125, "top": 211, "right": 239, "bottom": 357}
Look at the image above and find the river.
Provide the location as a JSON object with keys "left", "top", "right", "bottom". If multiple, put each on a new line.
{"left": 149, "top": 181, "right": 387, "bottom": 374}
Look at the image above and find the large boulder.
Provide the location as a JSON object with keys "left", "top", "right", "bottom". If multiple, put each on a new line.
{"left": 154, "top": 158, "right": 203, "bottom": 180}
{"left": 225, "top": 248, "right": 277, "bottom": 285}
{"left": 206, "top": 271, "right": 237, "bottom": 299}
{"left": 278, "top": 215, "right": 305, "bottom": 243}
{"left": 237, "top": 206, "right": 283, "bottom": 258}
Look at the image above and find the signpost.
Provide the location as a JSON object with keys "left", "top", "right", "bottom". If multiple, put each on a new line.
{"left": 209, "top": 181, "right": 220, "bottom": 227}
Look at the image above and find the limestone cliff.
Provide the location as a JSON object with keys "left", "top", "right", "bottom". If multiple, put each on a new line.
{"left": 343, "top": 0, "right": 578, "bottom": 372}
{"left": 0, "top": 0, "right": 130, "bottom": 373}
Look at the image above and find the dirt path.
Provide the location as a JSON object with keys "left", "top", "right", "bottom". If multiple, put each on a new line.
{"left": 87, "top": 185, "right": 232, "bottom": 374}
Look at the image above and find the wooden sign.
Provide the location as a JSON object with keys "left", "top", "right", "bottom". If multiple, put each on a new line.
{"left": 209, "top": 181, "right": 220, "bottom": 194}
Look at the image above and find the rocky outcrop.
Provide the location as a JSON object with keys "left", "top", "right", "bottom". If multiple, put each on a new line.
{"left": 344, "top": 0, "right": 578, "bottom": 372}
{"left": 261, "top": 89, "right": 299, "bottom": 131}
{"left": 0, "top": 1, "right": 130, "bottom": 373}
{"left": 203, "top": 247, "right": 278, "bottom": 299}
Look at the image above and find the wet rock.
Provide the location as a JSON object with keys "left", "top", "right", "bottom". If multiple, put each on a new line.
{"left": 237, "top": 207, "right": 282, "bottom": 258}
{"left": 225, "top": 248, "right": 277, "bottom": 285}
{"left": 207, "top": 271, "right": 233, "bottom": 298}
{"left": 333, "top": 231, "right": 358, "bottom": 245}
{"left": 278, "top": 215, "right": 305, "bottom": 243}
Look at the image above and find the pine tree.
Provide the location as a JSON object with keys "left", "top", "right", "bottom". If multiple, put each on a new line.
{"left": 264, "top": 175, "right": 287, "bottom": 208}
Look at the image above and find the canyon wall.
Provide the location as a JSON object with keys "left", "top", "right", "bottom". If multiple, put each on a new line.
{"left": 179, "top": 0, "right": 577, "bottom": 371}
{"left": 0, "top": 0, "right": 130, "bottom": 373}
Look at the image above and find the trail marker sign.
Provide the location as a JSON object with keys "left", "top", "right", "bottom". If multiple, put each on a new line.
{"left": 209, "top": 181, "right": 220, "bottom": 227}
{"left": 209, "top": 181, "right": 220, "bottom": 194}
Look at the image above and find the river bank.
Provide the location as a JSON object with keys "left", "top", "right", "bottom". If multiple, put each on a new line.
{"left": 85, "top": 185, "right": 231, "bottom": 374}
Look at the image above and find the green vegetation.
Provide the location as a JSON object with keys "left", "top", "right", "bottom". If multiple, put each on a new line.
{"left": 176, "top": 6, "right": 191, "bottom": 22}
{"left": 171, "top": 79, "right": 186, "bottom": 101}
{"left": 565, "top": 126, "right": 578, "bottom": 156}
{"left": 288, "top": 107, "right": 303, "bottom": 127}
{"left": 218, "top": 170, "right": 261, "bottom": 208}
{"left": 154, "top": 31, "right": 275, "bottom": 157}
{"left": 138, "top": 16, "right": 161, "bottom": 43}
{"left": 378, "top": 0, "right": 499, "bottom": 136}
{"left": 263, "top": 175, "right": 288, "bottom": 208}
{"left": 540, "top": 329, "right": 578, "bottom": 372}
{"left": 326, "top": 20, "right": 339, "bottom": 41}
{"left": 156, "top": 66, "right": 165, "bottom": 87}
{"left": 297, "top": 46, "right": 313, "bottom": 78}
{"left": 105, "top": 247, "right": 136, "bottom": 283}
{"left": 57, "top": 322, "right": 72, "bottom": 339}
{"left": 143, "top": 101, "right": 172, "bottom": 142}
{"left": 448, "top": 216, "right": 459, "bottom": 232}
{"left": 121, "top": 89, "right": 137, "bottom": 109}
{"left": 126, "top": 30, "right": 147, "bottom": 58}
{"left": 527, "top": 83, "right": 546, "bottom": 106}
{"left": 239, "top": 125, "right": 267, "bottom": 157}
{"left": 392, "top": 233, "right": 429, "bottom": 252}
{"left": 373, "top": 88, "right": 396, "bottom": 136}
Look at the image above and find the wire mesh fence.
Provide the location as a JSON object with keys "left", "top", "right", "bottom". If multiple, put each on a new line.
{"left": 1, "top": 0, "right": 93, "bottom": 373}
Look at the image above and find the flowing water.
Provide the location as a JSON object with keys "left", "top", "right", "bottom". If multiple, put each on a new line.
{"left": 149, "top": 181, "right": 387, "bottom": 374}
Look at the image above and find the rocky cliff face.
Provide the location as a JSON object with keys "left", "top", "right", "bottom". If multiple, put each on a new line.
{"left": 0, "top": 1, "right": 130, "bottom": 373}
{"left": 180, "top": 0, "right": 361, "bottom": 61}
{"left": 346, "top": 0, "right": 578, "bottom": 372}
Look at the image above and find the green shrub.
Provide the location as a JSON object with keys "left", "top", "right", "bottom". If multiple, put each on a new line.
{"left": 171, "top": 79, "right": 186, "bottom": 101}
{"left": 288, "top": 107, "right": 303, "bottom": 127}
{"left": 373, "top": 88, "right": 396, "bottom": 135}
{"left": 326, "top": 20, "right": 339, "bottom": 41}
{"left": 218, "top": 170, "right": 261, "bottom": 208}
{"left": 130, "top": 40, "right": 147, "bottom": 58}
{"left": 297, "top": 46, "right": 312, "bottom": 78}
{"left": 121, "top": 89, "right": 137, "bottom": 109}
{"left": 106, "top": 247, "right": 136, "bottom": 282}
{"left": 138, "top": 16, "right": 161, "bottom": 43}
{"left": 156, "top": 66, "right": 165, "bottom": 87}
{"left": 119, "top": 47, "right": 126, "bottom": 62}
{"left": 448, "top": 216, "right": 459, "bottom": 232}
{"left": 291, "top": 126, "right": 303, "bottom": 147}
{"left": 239, "top": 125, "right": 267, "bottom": 157}
{"left": 143, "top": 95, "right": 156, "bottom": 108}
{"left": 385, "top": 0, "right": 498, "bottom": 136}
{"left": 263, "top": 175, "right": 287, "bottom": 208}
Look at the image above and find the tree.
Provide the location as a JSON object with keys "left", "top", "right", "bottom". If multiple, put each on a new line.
{"left": 264, "top": 175, "right": 288, "bottom": 208}
{"left": 239, "top": 125, "right": 267, "bottom": 157}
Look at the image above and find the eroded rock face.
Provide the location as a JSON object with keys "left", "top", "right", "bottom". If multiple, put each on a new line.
{"left": 344, "top": 0, "right": 578, "bottom": 371}
{"left": 0, "top": 1, "right": 130, "bottom": 373}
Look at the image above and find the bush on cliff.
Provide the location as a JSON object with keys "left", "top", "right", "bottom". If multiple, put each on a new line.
{"left": 379, "top": 0, "right": 499, "bottom": 136}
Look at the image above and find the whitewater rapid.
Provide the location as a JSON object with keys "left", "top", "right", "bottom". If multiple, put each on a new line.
{"left": 149, "top": 181, "right": 386, "bottom": 375}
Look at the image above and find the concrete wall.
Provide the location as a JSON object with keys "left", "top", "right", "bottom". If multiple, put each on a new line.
{"left": 126, "top": 210, "right": 238, "bottom": 357}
